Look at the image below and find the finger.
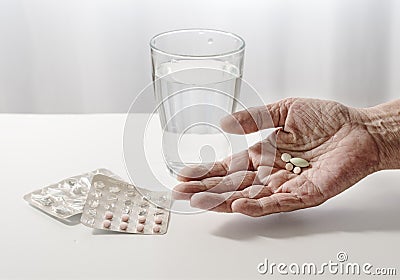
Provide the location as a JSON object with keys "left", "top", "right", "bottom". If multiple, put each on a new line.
{"left": 177, "top": 149, "right": 252, "bottom": 182}
{"left": 174, "top": 150, "right": 289, "bottom": 200}
{"left": 172, "top": 189, "right": 194, "bottom": 200}
{"left": 231, "top": 193, "right": 305, "bottom": 217}
{"left": 173, "top": 170, "right": 258, "bottom": 200}
{"left": 257, "top": 168, "right": 297, "bottom": 188}
{"left": 190, "top": 192, "right": 236, "bottom": 212}
{"left": 176, "top": 162, "right": 228, "bottom": 182}
{"left": 220, "top": 98, "right": 295, "bottom": 134}
{"left": 190, "top": 185, "right": 275, "bottom": 212}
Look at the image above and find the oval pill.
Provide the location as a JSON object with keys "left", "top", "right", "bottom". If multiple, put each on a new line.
{"left": 281, "top": 153, "right": 292, "bottom": 163}
{"left": 290, "top": 157, "right": 309, "bottom": 168}
{"left": 293, "top": 166, "right": 302, "bottom": 174}
{"left": 138, "top": 216, "right": 146, "bottom": 223}
{"left": 285, "top": 162, "right": 294, "bottom": 171}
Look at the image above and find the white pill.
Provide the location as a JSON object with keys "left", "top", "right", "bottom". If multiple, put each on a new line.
{"left": 119, "top": 222, "right": 128, "bottom": 230}
{"left": 138, "top": 216, "right": 146, "bottom": 223}
{"left": 281, "top": 153, "right": 292, "bottom": 163}
{"left": 121, "top": 214, "right": 130, "bottom": 222}
{"left": 153, "top": 225, "right": 161, "bottom": 233}
{"left": 104, "top": 211, "right": 113, "bottom": 220}
{"left": 293, "top": 166, "right": 302, "bottom": 174}
{"left": 285, "top": 162, "right": 294, "bottom": 171}
{"left": 103, "top": 220, "right": 111, "bottom": 228}
{"left": 136, "top": 224, "right": 144, "bottom": 232}
{"left": 154, "top": 217, "right": 163, "bottom": 224}
{"left": 290, "top": 157, "right": 310, "bottom": 168}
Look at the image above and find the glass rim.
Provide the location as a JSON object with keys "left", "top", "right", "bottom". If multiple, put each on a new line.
{"left": 149, "top": 28, "right": 245, "bottom": 58}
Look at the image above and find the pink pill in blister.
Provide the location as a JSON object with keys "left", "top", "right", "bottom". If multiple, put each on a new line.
{"left": 79, "top": 175, "right": 171, "bottom": 234}
{"left": 103, "top": 220, "right": 111, "bottom": 228}
{"left": 104, "top": 211, "right": 113, "bottom": 220}
{"left": 119, "top": 222, "right": 128, "bottom": 230}
{"left": 138, "top": 216, "right": 146, "bottom": 223}
{"left": 121, "top": 214, "right": 130, "bottom": 222}
{"left": 153, "top": 225, "right": 161, "bottom": 233}
{"left": 136, "top": 224, "right": 144, "bottom": 232}
{"left": 154, "top": 217, "right": 163, "bottom": 224}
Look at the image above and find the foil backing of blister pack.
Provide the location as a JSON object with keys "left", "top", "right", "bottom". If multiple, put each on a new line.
{"left": 23, "top": 169, "right": 121, "bottom": 220}
{"left": 80, "top": 174, "right": 171, "bottom": 234}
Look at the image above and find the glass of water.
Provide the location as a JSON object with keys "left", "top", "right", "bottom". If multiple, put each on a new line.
{"left": 150, "top": 29, "right": 245, "bottom": 176}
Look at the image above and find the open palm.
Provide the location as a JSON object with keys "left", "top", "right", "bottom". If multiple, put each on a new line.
{"left": 173, "top": 98, "right": 380, "bottom": 217}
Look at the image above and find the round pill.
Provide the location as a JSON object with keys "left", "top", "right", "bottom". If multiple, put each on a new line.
{"left": 153, "top": 225, "right": 161, "bottom": 233}
{"left": 293, "top": 166, "right": 302, "bottom": 174}
{"left": 136, "top": 224, "right": 144, "bottom": 232}
{"left": 104, "top": 211, "right": 113, "bottom": 220}
{"left": 138, "top": 216, "right": 146, "bottom": 223}
{"left": 121, "top": 214, "right": 130, "bottom": 222}
{"left": 281, "top": 153, "right": 292, "bottom": 163}
{"left": 154, "top": 217, "right": 163, "bottom": 224}
{"left": 285, "top": 162, "right": 294, "bottom": 171}
{"left": 103, "top": 220, "right": 111, "bottom": 228}
{"left": 119, "top": 222, "right": 128, "bottom": 230}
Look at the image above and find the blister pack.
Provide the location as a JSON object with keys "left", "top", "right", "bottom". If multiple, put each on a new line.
{"left": 80, "top": 174, "right": 171, "bottom": 234}
{"left": 23, "top": 168, "right": 121, "bottom": 220}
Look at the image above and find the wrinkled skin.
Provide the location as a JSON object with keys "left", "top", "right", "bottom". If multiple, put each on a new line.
{"left": 172, "top": 98, "right": 384, "bottom": 217}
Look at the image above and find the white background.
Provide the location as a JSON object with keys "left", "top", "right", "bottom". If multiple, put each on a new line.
{"left": 0, "top": 0, "right": 399, "bottom": 113}
{"left": 1, "top": 2, "right": 399, "bottom": 278}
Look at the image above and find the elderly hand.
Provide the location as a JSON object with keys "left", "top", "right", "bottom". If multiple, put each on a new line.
{"left": 172, "top": 98, "right": 393, "bottom": 217}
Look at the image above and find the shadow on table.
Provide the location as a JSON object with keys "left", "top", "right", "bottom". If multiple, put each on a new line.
{"left": 211, "top": 194, "right": 400, "bottom": 240}
{"left": 92, "top": 229, "right": 129, "bottom": 235}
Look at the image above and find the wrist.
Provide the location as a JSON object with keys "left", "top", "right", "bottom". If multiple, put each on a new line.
{"left": 353, "top": 100, "right": 400, "bottom": 171}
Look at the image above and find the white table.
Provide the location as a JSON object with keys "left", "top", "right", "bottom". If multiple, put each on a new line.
{"left": 1, "top": 114, "right": 399, "bottom": 280}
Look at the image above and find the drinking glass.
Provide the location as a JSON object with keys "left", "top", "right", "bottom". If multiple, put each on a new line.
{"left": 150, "top": 29, "right": 245, "bottom": 176}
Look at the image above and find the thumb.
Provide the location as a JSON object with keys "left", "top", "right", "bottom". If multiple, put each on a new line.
{"left": 220, "top": 98, "right": 294, "bottom": 134}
